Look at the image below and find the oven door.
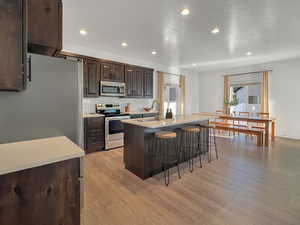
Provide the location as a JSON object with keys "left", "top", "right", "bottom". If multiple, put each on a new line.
{"left": 105, "top": 116, "right": 130, "bottom": 149}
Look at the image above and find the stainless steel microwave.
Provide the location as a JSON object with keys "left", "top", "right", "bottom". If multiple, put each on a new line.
{"left": 100, "top": 81, "right": 125, "bottom": 97}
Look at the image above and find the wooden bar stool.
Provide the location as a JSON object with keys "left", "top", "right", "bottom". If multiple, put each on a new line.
{"left": 153, "top": 131, "right": 180, "bottom": 186}
{"left": 180, "top": 126, "right": 203, "bottom": 172}
{"left": 199, "top": 124, "right": 219, "bottom": 162}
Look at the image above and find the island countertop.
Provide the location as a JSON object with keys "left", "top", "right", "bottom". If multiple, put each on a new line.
{"left": 122, "top": 114, "right": 215, "bottom": 129}
{"left": 0, "top": 136, "right": 85, "bottom": 176}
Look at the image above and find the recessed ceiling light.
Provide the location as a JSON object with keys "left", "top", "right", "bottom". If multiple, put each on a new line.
{"left": 193, "top": 64, "right": 197, "bottom": 67}
{"left": 181, "top": 8, "right": 190, "bottom": 16}
{"left": 152, "top": 51, "right": 157, "bottom": 55}
{"left": 121, "top": 42, "right": 128, "bottom": 47}
{"left": 211, "top": 27, "right": 220, "bottom": 34}
{"left": 246, "top": 51, "right": 252, "bottom": 56}
{"left": 80, "top": 29, "right": 87, "bottom": 36}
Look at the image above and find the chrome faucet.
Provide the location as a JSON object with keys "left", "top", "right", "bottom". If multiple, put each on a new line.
{"left": 151, "top": 100, "right": 158, "bottom": 110}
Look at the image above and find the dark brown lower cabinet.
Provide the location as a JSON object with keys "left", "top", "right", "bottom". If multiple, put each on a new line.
{"left": 84, "top": 117, "right": 105, "bottom": 153}
{"left": 0, "top": 0, "right": 28, "bottom": 91}
{"left": 0, "top": 158, "right": 81, "bottom": 225}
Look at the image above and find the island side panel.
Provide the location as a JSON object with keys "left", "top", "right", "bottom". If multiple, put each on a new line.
{"left": 0, "top": 158, "right": 81, "bottom": 225}
{"left": 124, "top": 123, "right": 148, "bottom": 179}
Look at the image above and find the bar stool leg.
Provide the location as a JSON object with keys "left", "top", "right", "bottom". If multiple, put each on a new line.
{"left": 164, "top": 139, "right": 170, "bottom": 186}
{"left": 175, "top": 138, "right": 181, "bottom": 179}
{"left": 189, "top": 132, "right": 194, "bottom": 172}
{"left": 213, "top": 128, "right": 219, "bottom": 160}
{"left": 198, "top": 132, "right": 203, "bottom": 168}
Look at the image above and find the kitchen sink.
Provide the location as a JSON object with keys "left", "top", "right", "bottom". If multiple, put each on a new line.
{"left": 136, "top": 118, "right": 159, "bottom": 122}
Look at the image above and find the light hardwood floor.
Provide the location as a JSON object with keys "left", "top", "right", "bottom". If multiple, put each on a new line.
{"left": 83, "top": 136, "right": 300, "bottom": 225}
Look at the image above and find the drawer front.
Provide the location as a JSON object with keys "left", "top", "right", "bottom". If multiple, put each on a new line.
{"left": 86, "top": 117, "right": 104, "bottom": 129}
{"left": 87, "top": 136, "right": 103, "bottom": 144}
{"left": 86, "top": 142, "right": 105, "bottom": 153}
{"left": 87, "top": 129, "right": 104, "bottom": 137}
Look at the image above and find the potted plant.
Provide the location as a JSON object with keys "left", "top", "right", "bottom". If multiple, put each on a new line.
{"left": 224, "top": 94, "right": 239, "bottom": 113}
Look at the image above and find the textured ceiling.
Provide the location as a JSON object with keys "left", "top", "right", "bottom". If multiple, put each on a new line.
{"left": 63, "top": 0, "right": 300, "bottom": 70}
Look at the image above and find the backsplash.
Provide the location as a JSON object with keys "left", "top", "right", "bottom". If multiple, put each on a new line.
{"left": 83, "top": 97, "right": 154, "bottom": 114}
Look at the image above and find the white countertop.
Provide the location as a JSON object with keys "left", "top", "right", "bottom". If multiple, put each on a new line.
{"left": 0, "top": 136, "right": 85, "bottom": 176}
{"left": 127, "top": 111, "right": 158, "bottom": 115}
{"left": 122, "top": 115, "right": 214, "bottom": 128}
{"left": 83, "top": 113, "right": 105, "bottom": 118}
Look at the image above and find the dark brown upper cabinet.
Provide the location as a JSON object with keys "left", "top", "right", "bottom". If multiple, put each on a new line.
{"left": 125, "top": 65, "right": 151, "bottom": 98}
{"left": 28, "top": 0, "right": 62, "bottom": 56}
{"left": 0, "top": 0, "right": 28, "bottom": 91}
{"left": 84, "top": 60, "right": 100, "bottom": 97}
{"left": 143, "top": 69, "right": 154, "bottom": 98}
{"left": 101, "top": 62, "right": 125, "bottom": 83}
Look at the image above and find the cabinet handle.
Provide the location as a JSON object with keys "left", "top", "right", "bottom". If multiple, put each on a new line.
{"left": 27, "top": 56, "right": 32, "bottom": 82}
{"left": 79, "top": 158, "right": 84, "bottom": 209}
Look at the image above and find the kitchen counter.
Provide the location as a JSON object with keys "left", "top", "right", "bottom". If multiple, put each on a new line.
{"left": 127, "top": 111, "right": 158, "bottom": 115}
{"left": 122, "top": 114, "right": 214, "bottom": 129}
{"left": 0, "top": 136, "right": 85, "bottom": 176}
{"left": 83, "top": 113, "right": 105, "bottom": 118}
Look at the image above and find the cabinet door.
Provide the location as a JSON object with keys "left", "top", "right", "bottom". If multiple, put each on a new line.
{"left": 125, "top": 68, "right": 134, "bottom": 96}
{"left": 125, "top": 66, "right": 145, "bottom": 98}
{"left": 135, "top": 69, "right": 144, "bottom": 97}
{"left": 0, "top": 159, "right": 81, "bottom": 225}
{"left": 84, "top": 60, "right": 100, "bottom": 97}
{"left": 101, "top": 62, "right": 125, "bottom": 82}
{"left": 0, "top": 0, "right": 27, "bottom": 91}
{"left": 112, "top": 63, "right": 125, "bottom": 82}
{"left": 101, "top": 62, "right": 112, "bottom": 81}
{"left": 28, "top": 0, "right": 62, "bottom": 56}
{"left": 143, "top": 69, "right": 154, "bottom": 98}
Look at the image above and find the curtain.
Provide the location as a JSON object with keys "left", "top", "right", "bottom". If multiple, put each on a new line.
{"left": 260, "top": 71, "right": 269, "bottom": 113}
{"left": 179, "top": 75, "right": 186, "bottom": 115}
{"left": 223, "top": 76, "right": 230, "bottom": 114}
{"left": 157, "top": 72, "right": 186, "bottom": 117}
{"left": 157, "top": 71, "right": 165, "bottom": 118}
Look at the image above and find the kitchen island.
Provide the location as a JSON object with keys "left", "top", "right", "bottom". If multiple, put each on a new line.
{"left": 0, "top": 136, "right": 85, "bottom": 225}
{"left": 122, "top": 115, "right": 213, "bottom": 179}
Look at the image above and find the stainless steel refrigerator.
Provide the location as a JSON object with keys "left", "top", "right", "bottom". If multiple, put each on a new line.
{"left": 0, "top": 54, "right": 81, "bottom": 145}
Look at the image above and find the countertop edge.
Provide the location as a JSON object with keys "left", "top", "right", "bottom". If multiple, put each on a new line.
{"left": 83, "top": 113, "right": 105, "bottom": 118}
{"left": 0, "top": 152, "right": 84, "bottom": 176}
{"left": 126, "top": 111, "right": 158, "bottom": 115}
{"left": 0, "top": 136, "right": 85, "bottom": 176}
{"left": 122, "top": 116, "right": 212, "bottom": 129}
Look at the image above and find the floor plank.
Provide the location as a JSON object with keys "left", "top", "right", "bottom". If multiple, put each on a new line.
{"left": 83, "top": 136, "right": 300, "bottom": 225}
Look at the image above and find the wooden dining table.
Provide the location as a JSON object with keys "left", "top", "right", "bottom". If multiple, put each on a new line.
{"left": 196, "top": 113, "right": 276, "bottom": 146}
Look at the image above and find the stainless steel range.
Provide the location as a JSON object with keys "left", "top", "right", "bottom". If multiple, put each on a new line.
{"left": 96, "top": 104, "right": 130, "bottom": 150}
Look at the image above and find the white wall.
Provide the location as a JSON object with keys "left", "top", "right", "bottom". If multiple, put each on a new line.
{"left": 198, "top": 57, "right": 300, "bottom": 139}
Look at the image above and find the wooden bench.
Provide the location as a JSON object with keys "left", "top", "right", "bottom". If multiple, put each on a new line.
{"left": 209, "top": 122, "right": 264, "bottom": 146}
